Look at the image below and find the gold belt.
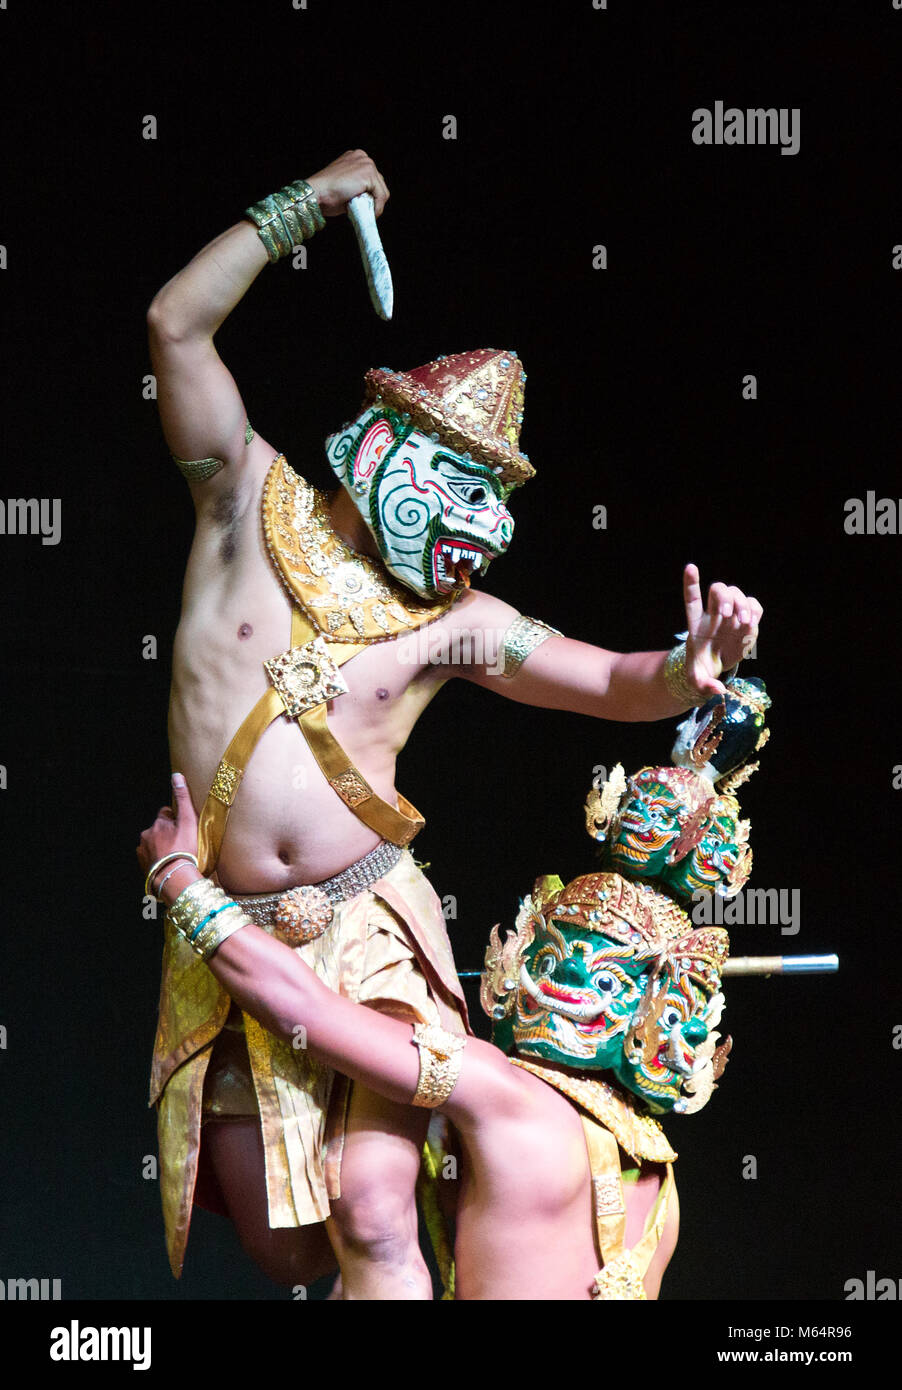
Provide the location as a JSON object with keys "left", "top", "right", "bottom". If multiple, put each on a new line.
{"left": 230, "top": 840, "right": 403, "bottom": 946}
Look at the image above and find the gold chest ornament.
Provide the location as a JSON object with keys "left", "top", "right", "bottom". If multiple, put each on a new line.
{"left": 261, "top": 455, "right": 460, "bottom": 644}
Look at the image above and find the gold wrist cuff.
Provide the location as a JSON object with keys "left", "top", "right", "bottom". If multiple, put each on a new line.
{"left": 411, "top": 1023, "right": 466, "bottom": 1108}
{"left": 169, "top": 879, "right": 250, "bottom": 959}
{"left": 192, "top": 905, "right": 250, "bottom": 961}
{"left": 170, "top": 878, "right": 228, "bottom": 938}
{"left": 663, "top": 641, "right": 701, "bottom": 707}
{"left": 245, "top": 179, "right": 326, "bottom": 263}
{"left": 499, "top": 615, "right": 561, "bottom": 678}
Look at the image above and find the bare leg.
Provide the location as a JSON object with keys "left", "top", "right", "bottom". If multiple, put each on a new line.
{"left": 325, "top": 1083, "right": 432, "bottom": 1300}
{"left": 202, "top": 1119, "right": 338, "bottom": 1290}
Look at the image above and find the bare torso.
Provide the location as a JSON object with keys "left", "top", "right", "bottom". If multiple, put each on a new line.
{"left": 167, "top": 441, "right": 680, "bottom": 1299}
{"left": 168, "top": 440, "right": 453, "bottom": 894}
{"left": 453, "top": 1064, "right": 679, "bottom": 1300}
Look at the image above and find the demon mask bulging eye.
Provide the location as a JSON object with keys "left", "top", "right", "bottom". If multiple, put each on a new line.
{"left": 445, "top": 478, "right": 490, "bottom": 506}
{"left": 511, "top": 927, "right": 647, "bottom": 1070}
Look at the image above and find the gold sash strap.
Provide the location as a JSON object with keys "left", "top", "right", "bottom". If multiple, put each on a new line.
{"left": 288, "top": 606, "right": 426, "bottom": 847}
{"left": 193, "top": 604, "right": 426, "bottom": 876}
{"left": 580, "top": 1112, "right": 675, "bottom": 1300}
{"left": 580, "top": 1113, "right": 628, "bottom": 1264}
{"left": 296, "top": 703, "right": 424, "bottom": 845}
{"left": 196, "top": 687, "right": 285, "bottom": 875}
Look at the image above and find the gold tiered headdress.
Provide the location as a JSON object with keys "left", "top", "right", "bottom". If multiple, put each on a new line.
{"left": 364, "top": 349, "right": 534, "bottom": 487}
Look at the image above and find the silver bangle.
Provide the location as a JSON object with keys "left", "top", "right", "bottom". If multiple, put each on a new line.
{"left": 155, "top": 860, "right": 198, "bottom": 899}
{"left": 145, "top": 851, "right": 199, "bottom": 899}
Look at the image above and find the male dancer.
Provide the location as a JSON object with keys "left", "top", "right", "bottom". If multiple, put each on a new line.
{"left": 146, "top": 146, "right": 761, "bottom": 1296}
{"left": 138, "top": 776, "right": 732, "bottom": 1300}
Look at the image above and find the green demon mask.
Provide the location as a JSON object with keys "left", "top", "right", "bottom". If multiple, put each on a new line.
{"left": 502, "top": 919, "right": 648, "bottom": 1066}
{"left": 587, "top": 766, "right": 715, "bottom": 882}
{"left": 659, "top": 794, "right": 752, "bottom": 902}
{"left": 482, "top": 871, "right": 731, "bottom": 1115}
{"left": 612, "top": 963, "right": 727, "bottom": 1114}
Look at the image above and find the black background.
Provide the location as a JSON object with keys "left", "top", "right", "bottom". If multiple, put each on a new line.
{"left": 0, "top": 0, "right": 899, "bottom": 1318}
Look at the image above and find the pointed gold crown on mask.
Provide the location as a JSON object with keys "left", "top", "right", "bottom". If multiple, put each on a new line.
{"left": 585, "top": 764, "right": 721, "bottom": 862}
{"left": 363, "top": 349, "right": 534, "bottom": 487}
{"left": 481, "top": 870, "right": 729, "bottom": 1026}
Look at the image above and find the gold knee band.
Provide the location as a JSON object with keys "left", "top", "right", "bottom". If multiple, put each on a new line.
{"left": 411, "top": 1024, "right": 466, "bottom": 1108}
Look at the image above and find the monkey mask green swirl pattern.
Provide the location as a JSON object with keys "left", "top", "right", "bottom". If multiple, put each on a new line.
{"left": 326, "top": 405, "right": 514, "bottom": 599}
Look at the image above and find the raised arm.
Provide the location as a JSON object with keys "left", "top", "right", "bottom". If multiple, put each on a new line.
{"left": 442, "top": 563, "right": 762, "bottom": 721}
{"left": 146, "top": 220, "right": 268, "bottom": 479}
{"left": 145, "top": 149, "right": 390, "bottom": 502}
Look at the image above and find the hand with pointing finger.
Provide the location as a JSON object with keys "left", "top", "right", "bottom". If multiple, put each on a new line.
{"left": 681, "top": 563, "right": 763, "bottom": 701}
{"left": 136, "top": 773, "right": 203, "bottom": 904}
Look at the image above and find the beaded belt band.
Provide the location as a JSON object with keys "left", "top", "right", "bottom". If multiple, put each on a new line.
{"left": 231, "top": 840, "right": 402, "bottom": 947}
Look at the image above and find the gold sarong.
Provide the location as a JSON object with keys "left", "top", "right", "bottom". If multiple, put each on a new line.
{"left": 149, "top": 850, "right": 468, "bottom": 1278}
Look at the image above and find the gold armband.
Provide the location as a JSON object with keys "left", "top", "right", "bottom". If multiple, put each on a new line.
{"left": 411, "top": 1024, "right": 466, "bottom": 1108}
{"left": 171, "top": 453, "right": 224, "bottom": 484}
{"left": 244, "top": 179, "right": 326, "bottom": 263}
{"left": 499, "top": 614, "right": 562, "bottom": 678}
{"left": 171, "top": 420, "right": 254, "bottom": 484}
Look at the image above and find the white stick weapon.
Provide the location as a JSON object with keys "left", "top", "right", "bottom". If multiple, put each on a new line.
{"left": 347, "top": 192, "right": 393, "bottom": 320}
